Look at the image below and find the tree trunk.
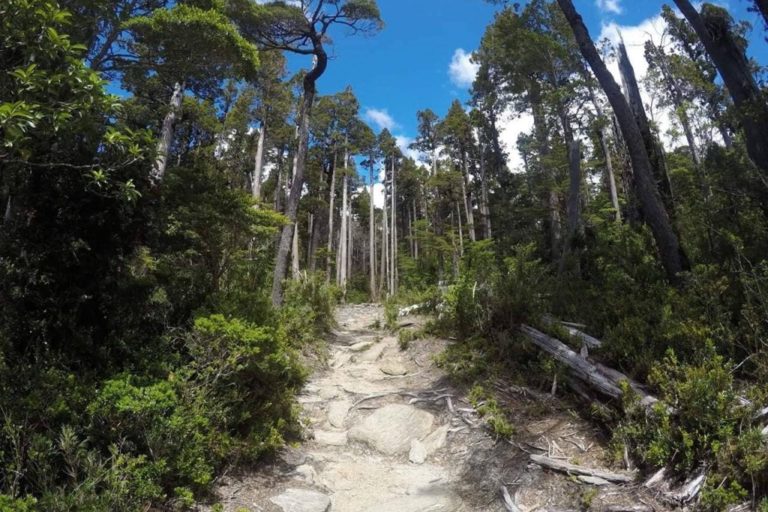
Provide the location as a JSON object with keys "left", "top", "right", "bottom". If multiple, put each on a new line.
{"left": 291, "top": 223, "right": 300, "bottom": 279}
{"left": 338, "top": 169, "right": 349, "bottom": 291}
{"left": 754, "top": 0, "right": 768, "bottom": 26}
{"left": 558, "top": 0, "right": 689, "bottom": 282}
{"left": 456, "top": 200, "right": 464, "bottom": 257}
{"left": 369, "top": 165, "right": 377, "bottom": 301}
{"left": 479, "top": 146, "right": 492, "bottom": 238}
{"left": 462, "top": 154, "right": 476, "bottom": 243}
{"left": 272, "top": 46, "right": 328, "bottom": 307}
{"left": 618, "top": 41, "right": 675, "bottom": 216}
{"left": 327, "top": 149, "right": 337, "bottom": 282}
{"left": 561, "top": 141, "right": 583, "bottom": 275}
{"left": 152, "top": 81, "right": 184, "bottom": 183}
{"left": 251, "top": 120, "right": 266, "bottom": 202}
{"left": 308, "top": 212, "right": 318, "bottom": 271}
{"left": 673, "top": 0, "right": 768, "bottom": 174}
{"left": 390, "top": 158, "right": 397, "bottom": 295}
{"left": 587, "top": 86, "right": 621, "bottom": 222}
{"left": 380, "top": 190, "right": 389, "bottom": 297}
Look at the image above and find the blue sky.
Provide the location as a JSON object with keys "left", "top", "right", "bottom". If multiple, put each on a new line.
{"left": 286, "top": 0, "right": 768, "bottom": 163}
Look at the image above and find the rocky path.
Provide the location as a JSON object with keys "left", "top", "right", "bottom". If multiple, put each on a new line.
{"left": 205, "top": 304, "right": 668, "bottom": 512}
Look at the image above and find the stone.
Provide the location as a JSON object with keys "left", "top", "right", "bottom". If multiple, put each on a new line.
{"left": 380, "top": 362, "right": 408, "bottom": 376}
{"left": 348, "top": 341, "right": 374, "bottom": 352}
{"left": 409, "top": 439, "right": 427, "bottom": 464}
{"left": 327, "top": 400, "right": 351, "bottom": 428}
{"left": 294, "top": 464, "right": 317, "bottom": 484}
{"left": 365, "top": 491, "right": 461, "bottom": 512}
{"left": 349, "top": 404, "right": 435, "bottom": 455}
{"left": 318, "top": 386, "right": 339, "bottom": 400}
{"left": 357, "top": 343, "right": 386, "bottom": 362}
{"left": 269, "top": 488, "right": 331, "bottom": 512}
{"left": 422, "top": 424, "right": 449, "bottom": 454}
{"left": 313, "top": 429, "right": 348, "bottom": 446}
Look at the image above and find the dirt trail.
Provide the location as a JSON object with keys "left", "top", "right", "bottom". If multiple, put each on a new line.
{"left": 205, "top": 304, "right": 667, "bottom": 512}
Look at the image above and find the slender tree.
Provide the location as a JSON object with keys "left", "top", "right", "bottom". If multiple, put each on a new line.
{"left": 557, "top": 0, "right": 689, "bottom": 281}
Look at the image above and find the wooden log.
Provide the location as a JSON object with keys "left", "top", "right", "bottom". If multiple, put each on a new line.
{"left": 500, "top": 486, "right": 523, "bottom": 512}
{"left": 542, "top": 315, "right": 602, "bottom": 349}
{"left": 521, "top": 325, "right": 622, "bottom": 399}
{"left": 530, "top": 454, "right": 637, "bottom": 483}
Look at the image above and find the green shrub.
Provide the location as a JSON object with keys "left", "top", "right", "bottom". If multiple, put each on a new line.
{"left": 468, "top": 385, "right": 515, "bottom": 439}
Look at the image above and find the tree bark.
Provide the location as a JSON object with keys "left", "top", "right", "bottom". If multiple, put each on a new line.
{"left": 326, "top": 149, "right": 337, "bottom": 282}
{"left": 558, "top": 0, "right": 689, "bottom": 282}
{"left": 562, "top": 141, "right": 583, "bottom": 275}
{"left": 618, "top": 41, "right": 675, "bottom": 216}
{"left": 152, "top": 81, "right": 184, "bottom": 183}
{"left": 462, "top": 154, "right": 476, "bottom": 243}
{"left": 390, "top": 157, "right": 397, "bottom": 295}
{"left": 369, "top": 165, "right": 377, "bottom": 301}
{"left": 479, "top": 145, "right": 492, "bottom": 238}
{"left": 338, "top": 169, "right": 349, "bottom": 291}
{"left": 291, "top": 223, "right": 300, "bottom": 279}
{"left": 272, "top": 45, "right": 328, "bottom": 306}
{"left": 673, "top": 0, "right": 768, "bottom": 174}
{"left": 380, "top": 188, "right": 389, "bottom": 297}
{"left": 251, "top": 120, "right": 266, "bottom": 202}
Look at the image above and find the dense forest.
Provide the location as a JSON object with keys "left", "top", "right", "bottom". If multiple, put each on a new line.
{"left": 1, "top": 0, "right": 768, "bottom": 510}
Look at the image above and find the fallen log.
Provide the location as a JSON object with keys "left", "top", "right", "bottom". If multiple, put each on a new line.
{"left": 521, "top": 325, "right": 623, "bottom": 399}
{"left": 530, "top": 453, "right": 637, "bottom": 483}
{"left": 542, "top": 315, "right": 602, "bottom": 349}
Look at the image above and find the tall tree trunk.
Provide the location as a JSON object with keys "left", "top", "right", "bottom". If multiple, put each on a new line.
{"left": 561, "top": 141, "right": 584, "bottom": 275}
{"left": 291, "top": 223, "right": 300, "bottom": 279}
{"left": 462, "top": 154, "right": 476, "bottom": 242}
{"left": 326, "top": 150, "right": 337, "bottom": 281}
{"left": 380, "top": 190, "right": 389, "bottom": 297}
{"left": 558, "top": 0, "right": 689, "bottom": 281}
{"left": 412, "top": 200, "right": 419, "bottom": 260}
{"left": 587, "top": 85, "right": 622, "bottom": 222}
{"left": 251, "top": 120, "right": 266, "bottom": 202}
{"left": 369, "top": 165, "right": 377, "bottom": 301}
{"left": 618, "top": 41, "right": 675, "bottom": 215}
{"left": 308, "top": 212, "right": 318, "bottom": 271}
{"left": 456, "top": 200, "right": 464, "bottom": 257}
{"left": 338, "top": 170, "right": 349, "bottom": 291}
{"left": 272, "top": 47, "right": 328, "bottom": 307}
{"left": 673, "top": 0, "right": 768, "bottom": 174}
{"left": 479, "top": 146, "right": 492, "bottom": 238}
{"left": 152, "top": 81, "right": 184, "bottom": 183}
{"left": 390, "top": 158, "right": 397, "bottom": 295}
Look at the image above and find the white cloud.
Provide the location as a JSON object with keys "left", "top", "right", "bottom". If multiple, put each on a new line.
{"left": 364, "top": 108, "right": 399, "bottom": 131}
{"left": 498, "top": 110, "right": 535, "bottom": 172}
{"left": 448, "top": 48, "right": 479, "bottom": 88}
{"left": 598, "top": 15, "right": 681, "bottom": 148}
{"left": 356, "top": 183, "right": 385, "bottom": 209}
{"left": 395, "top": 134, "right": 422, "bottom": 162}
{"left": 596, "top": 0, "right": 622, "bottom": 14}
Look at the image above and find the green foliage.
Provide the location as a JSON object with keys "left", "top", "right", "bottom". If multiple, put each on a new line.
{"left": 279, "top": 272, "right": 340, "bottom": 347}
{"left": 468, "top": 385, "right": 515, "bottom": 439}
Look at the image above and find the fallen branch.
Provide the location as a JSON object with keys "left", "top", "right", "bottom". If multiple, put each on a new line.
{"left": 542, "top": 315, "right": 603, "bottom": 350}
{"left": 520, "top": 325, "right": 622, "bottom": 399}
{"left": 529, "top": 454, "right": 637, "bottom": 483}
{"left": 500, "top": 485, "right": 523, "bottom": 512}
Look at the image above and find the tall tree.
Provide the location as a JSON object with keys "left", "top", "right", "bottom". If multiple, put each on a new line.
{"left": 672, "top": 0, "right": 768, "bottom": 175}
{"left": 126, "top": 4, "right": 261, "bottom": 183}
{"left": 230, "top": 0, "right": 382, "bottom": 306}
{"left": 557, "top": 0, "right": 689, "bottom": 281}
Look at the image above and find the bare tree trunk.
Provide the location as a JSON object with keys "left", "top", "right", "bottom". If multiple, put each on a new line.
{"left": 369, "top": 165, "right": 377, "bottom": 301}
{"left": 326, "top": 150, "right": 337, "bottom": 282}
{"left": 561, "top": 141, "right": 583, "bottom": 275}
{"left": 291, "top": 223, "right": 300, "bottom": 279}
{"left": 587, "top": 86, "right": 622, "bottom": 222}
{"left": 338, "top": 164, "right": 349, "bottom": 292}
{"left": 251, "top": 120, "right": 266, "bottom": 202}
{"left": 462, "top": 155, "right": 476, "bottom": 243}
{"left": 479, "top": 146, "right": 492, "bottom": 238}
{"left": 618, "top": 41, "right": 675, "bottom": 215}
{"left": 558, "top": 0, "right": 689, "bottom": 282}
{"left": 272, "top": 47, "right": 328, "bottom": 306}
{"left": 308, "top": 212, "right": 318, "bottom": 271}
{"left": 673, "top": 0, "right": 768, "bottom": 174}
{"left": 390, "top": 158, "right": 397, "bottom": 295}
{"left": 380, "top": 191, "right": 389, "bottom": 297}
{"left": 152, "top": 81, "right": 184, "bottom": 183}
{"left": 413, "top": 200, "right": 420, "bottom": 260}
{"left": 456, "top": 201, "right": 464, "bottom": 257}
{"left": 3, "top": 195, "right": 11, "bottom": 225}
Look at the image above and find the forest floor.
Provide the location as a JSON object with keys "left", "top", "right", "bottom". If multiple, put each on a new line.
{"left": 200, "top": 304, "right": 670, "bottom": 512}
